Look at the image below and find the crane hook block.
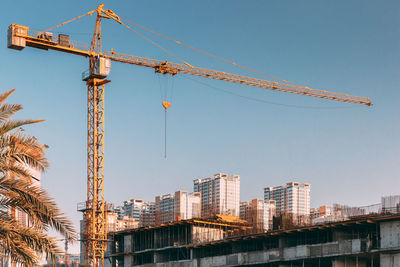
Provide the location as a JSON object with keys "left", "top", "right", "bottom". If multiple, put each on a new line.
{"left": 162, "top": 101, "right": 171, "bottom": 111}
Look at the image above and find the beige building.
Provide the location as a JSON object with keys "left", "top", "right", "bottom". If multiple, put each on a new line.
{"left": 115, "top": 199, "right": 156, "bottom": 227}
{"left": 194, "top": 173, "right": 240, "bottom": 218}
{"left": 155, "top": 190, "right": 201, "bottom": 225}
{"left": 240, "top": 199, "right": 276, "bottom": 231}
{"left": 174, "top": 191, "right": 201, "bottom": 220}
{"left": 107, "top": 212, "right": 138, "bottom": 232}
{"left": 311, "top": 205, "right": 352, "bottom": 225}
{"left": 140, "top": 201, "right": 156, "bottom": 227}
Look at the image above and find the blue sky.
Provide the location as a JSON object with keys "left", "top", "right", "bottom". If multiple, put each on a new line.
{"left": 1, "top": 0, "right": 400, "bottom": 253}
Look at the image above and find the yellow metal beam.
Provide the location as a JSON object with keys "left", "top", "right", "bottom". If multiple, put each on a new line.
{"left": 10, "top": 24, "right": 373, "bottom": 107}
{"left": 86, "top": 78, "right": 109, "bottom": 266}
{"left": 103, "top": 51, "right": 372, "bottom": 106}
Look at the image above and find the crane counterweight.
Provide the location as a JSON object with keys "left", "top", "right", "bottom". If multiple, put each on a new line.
{"left": 8, "top": 24, "right": 28, "bottom": 50}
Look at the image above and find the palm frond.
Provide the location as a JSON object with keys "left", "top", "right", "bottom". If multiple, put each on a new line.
{"left": 0, "top": 89, "right": 77, "bottom": 266}
{"left": 0, "top": 134, "right": 49, "bottom": 172}
{"left": 0, "top": 103, "right": 23, "bottom": 123}
{"left": 0, "top": 89, "right": 16, "bottom": 107}
{"left": 0, "top": 119, "right": 45, "bottom": 136}
{"left": 0, "top": 177, "right": 77, "bottom": 241}
{"left": 0, "top": 164, "right": 32, "bottom": 179}
{"left": 0, "top": 212, "right": 62, "bottom": 266}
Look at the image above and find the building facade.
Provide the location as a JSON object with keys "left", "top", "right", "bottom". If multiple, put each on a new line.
{"left": 139, "top": 201, "right": 156, "bottom": 227}
{"left": 123, "top": 199, "right": 145, "bottom": 221}
{"left": 174, "top": 191, "right": 201, "bottom": 220}
{"left": 194, "top": 173, "right": 240, "bottom": 217}
{"left": 310, "top": 204, "right": 348, "bottom": 224}
{"left": 264, "top": 182, "right": 311, "bottom": 216}
{"left": 45, "top": 254, "right": 80, "bottom": 266}
{"left": 107, "top": 212, "right": 138, "bottom": 232}
{"left": 155, "top": 190, "right": 201, "bottom": 225}
{"left": 240, "top": 199, "right": 276, "bottom": 231}
{"left": 114, "top": 199, "right": 156, "bottom": 227}
{"left": 155, "top": 193, "right": 175, "bottom": 224}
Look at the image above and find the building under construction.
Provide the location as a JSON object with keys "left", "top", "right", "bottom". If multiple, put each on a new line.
{"left": 105, "top": 213, "right": 400, "bottom": 266}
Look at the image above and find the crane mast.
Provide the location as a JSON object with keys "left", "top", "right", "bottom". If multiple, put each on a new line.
{"left": 6, "top": 4, "right": 372, "bottom": 266}
{"left": 85, "top": 7, "right": 108, "bottom": 266}
{"left": 83, "top": 5, "right": 122, "bottom": 266}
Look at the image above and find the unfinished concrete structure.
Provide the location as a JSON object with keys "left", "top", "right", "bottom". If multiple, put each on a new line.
{"left": 105, "top": 214, "right": 400, "bottom": 266}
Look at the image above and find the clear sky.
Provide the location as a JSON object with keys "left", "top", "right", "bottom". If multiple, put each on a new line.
{"left": 1, "top": 0, "right": 399, "bottom": 254}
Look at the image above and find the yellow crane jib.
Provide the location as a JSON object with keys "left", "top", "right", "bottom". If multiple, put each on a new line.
{"left": 155, "top": 62, "right": 179, "bottom": 75}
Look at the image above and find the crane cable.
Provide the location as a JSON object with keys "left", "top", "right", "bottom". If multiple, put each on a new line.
{"left": 37, "top": 7, "right": 303, "bottom": 88}
{"left": 120, "top": 18, "right": 304, "bottom": 87}
{"left": 37, "top": 8, "right": 302, "bottom": 88}
{"left": 157, "top": 74, "right": 174, "bottom": 158}
{"left": 118, "top": 20, "right": 190, "bottom": 159}
{"left": 36, "top": 9, "right": 97, "bottom": 36}
{"left": 37, "top": 8, "right": 184, "bottom": 159}
{"left": 118, "top": 21, "right": 193, "bottom": 68}
{"left": 40, "top": 8, "right": 193, "bottom": 68}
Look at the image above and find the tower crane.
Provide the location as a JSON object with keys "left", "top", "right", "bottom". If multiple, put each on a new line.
{"left": 7, "top": 4, "right": 372, "bottom": 266}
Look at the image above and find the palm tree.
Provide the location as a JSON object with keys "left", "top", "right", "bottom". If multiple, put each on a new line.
{"left": 0, "top": 89, "right": 77, "bottom": 266}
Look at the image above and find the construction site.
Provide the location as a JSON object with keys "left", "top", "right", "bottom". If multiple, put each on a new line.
{"left": 6, "top": 2, "right": 394, "bottom": 267}
{"left": 105, "top": 211, "right": 400, "bottom": 267}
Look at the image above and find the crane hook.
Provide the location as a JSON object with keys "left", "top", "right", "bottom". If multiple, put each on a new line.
{"left": 162, "top": 101, "right": 171, "bottom": 159}
{"left": 162, "top": 100, "right": 171, "bottom": 112}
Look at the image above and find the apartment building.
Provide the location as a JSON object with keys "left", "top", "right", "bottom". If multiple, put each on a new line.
{"left": 194, "top": 173, "right": 240, "bottom": 217}
{"left": 107, "top": 213, "right": 138, "bottom": 232}
{"left": 264, "top": 182, "right": 310, "bottom": 216}
{"left": 123, "top": 198, "right": 145, "bottom": 221}
{"left": 113, "top": 205, "right": 125, "bottom": 219}
{"left": 114, "top": 199, "right": 156, "bottom": 227}
{"left": 155, "top": 190, "right": 201, "bottom": 225}
{"left": 140, "top": 201, "right": 156, "bottom": 227}
{"left": 155, "top": 193, "right": 175, "bottom": 224}
{"left": 240, "top": 199, "right": 276, "bottom": 231}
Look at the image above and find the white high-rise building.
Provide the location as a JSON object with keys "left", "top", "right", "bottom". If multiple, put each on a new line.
{"left": 123, "top": 198, "right": 144, "bottom": 221}
{"left": 264, "top": 182, "right": 311, "bottom": 216}
{"left": 118, "top": 199, "right": 156, "bottom": 227}
{"left": 155, "top": 190, "right": 201, "bottom": 225}
{"left": 240, "top": 199, "right": 276, "bottom": 231}
{"left": 194, "top": 173, "right": 240, "bottom": 217}
{"left": 174, "top": 191, "right": 201, "bottom": 220}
